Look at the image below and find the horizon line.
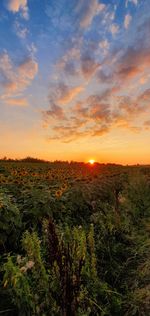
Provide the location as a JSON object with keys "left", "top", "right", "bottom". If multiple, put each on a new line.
{"left": 0, "top": 156, "right": 150, "bottom": 167}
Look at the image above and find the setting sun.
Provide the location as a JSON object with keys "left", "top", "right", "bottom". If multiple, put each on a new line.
{"left": 88, "top": 159, "right": 95, "bottom": 165}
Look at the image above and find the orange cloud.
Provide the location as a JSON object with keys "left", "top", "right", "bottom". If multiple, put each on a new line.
{"left": 47, "top": 127, "right": 90, "bottom": 143}
{"left": 139, "top": 89, "right": 150, "bottom": 101}
{"left": 58, "top": 85, "right": 84, "bottom": 105}
{"left": 5, "top": 97, "right": 28, "bottom": 106}
{"left": 92, "top": 125, "right": 110, "bottom": 136}
{"left": 110, "top": 23, "right": 119, "bottom": 35}
{"left": 43, "top": 103, "right": 65, "bottom": 123}
{"left": 117, "top": 65, "right": 140, "bottom": 80}
{"left": 18, "top": 58, "right": 38, "bottom": 80}
{"left": 73, "top": 93, "right": 112, "bottom": 123}
{"left": 144, "top": 120, "right": 150, "bottom": 129}
{"left": 5, "top": 0, "right": 29, "bottom": 19}
{"left": 0, "top": 52, "right": 38, "bottom": 100}
{"left": 43, "top": 21, "right": 150, "bottom": 144}
{"left": 78, "top": 0, "right": 105, "bottom": 29}
{"left": 117, "top": 47, "right": 150, "bottom": 83}
{"left": 96, "top": 45, "right": 150, "bottom": 94}
{"left": 81, "top": 54, "right": 100, "bottom": 79}
{"left": 124, "top": 14, "right": 132, "bottom": 29}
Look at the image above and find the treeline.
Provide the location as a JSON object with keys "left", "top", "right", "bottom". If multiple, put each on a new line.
{"left": 0, "top": 157, "right": 49, "bottom": 163}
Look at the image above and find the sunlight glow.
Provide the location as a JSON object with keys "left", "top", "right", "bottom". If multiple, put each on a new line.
{"left": 88, "top": 159, "right": 95, "bottom": 165}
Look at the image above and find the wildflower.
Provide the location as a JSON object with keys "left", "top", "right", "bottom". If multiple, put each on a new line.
{"left": 17, "top": 255, "right": 22, "bottom": 264}
{"left": 26, "top": 260, "right": 35, "bottom": 269}
{"left": 20, "top": 266, "right": 27, "bottom": 273}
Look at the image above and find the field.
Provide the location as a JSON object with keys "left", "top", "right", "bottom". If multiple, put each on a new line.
{"left": 0, "top": 161, "right": 150, "bottom": 315}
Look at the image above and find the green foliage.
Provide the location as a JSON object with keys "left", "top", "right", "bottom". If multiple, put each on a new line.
{"left": 0, "top": 189, "right": 21, "bottom": 251}
{"left": 124, "top": 174, "right": 150, "bottom": 220}
{"left": 0, "top": 162, "right": 150, "bottom": 315}
{"left": 3, "top": 221, "right": 101, "bottom": 315}
{"left": 3, "top": 231, "right": 55, "bottom": 315}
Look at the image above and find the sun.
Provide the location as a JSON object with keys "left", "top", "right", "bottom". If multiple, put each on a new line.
{"left": 88, "top": 159, "right": 95, "bottom": 165}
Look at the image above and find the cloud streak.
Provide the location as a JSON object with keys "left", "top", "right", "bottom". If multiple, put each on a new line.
{"left": 0, "top": 52, "right": 38, "bottom": 103}
{"left": 77, "top": 0, "right": 105, "bottom": 29}
{"left": 57, "top": 85, "right": 84, "bottom": 105}
{"left": 5, "top": 97, "right": 28, "bottom": 106}
{"left": 124, "top": 14, "right": 132, "bottom": 29}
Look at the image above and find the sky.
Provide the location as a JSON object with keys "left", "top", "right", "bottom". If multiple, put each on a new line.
{"left": 0, "top": 0, "right": 150, "bottom": 164}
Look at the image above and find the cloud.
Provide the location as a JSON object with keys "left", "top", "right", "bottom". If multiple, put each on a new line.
{"left": 43, "top": 103, "right": 65, "bottom": 122}
{"left": 71, "top": 92, "right": 113, "bottom": 136}
{"left": 119, "top": 96, "right": 147, "bottom": 116}
{"left": 97, "top": 44, "right": 150, "bottom": 88}
{"left": 58, "top": 85, "right": 84, "bottom": 105}
{"left": 117, "top": 65, "right": 140, "bottom": 80}
{"left": 27, "top": 43, "right": 37, "bottom": 58}
{"left": 81, "top": 53, "right": 100, "bottom": 79}
{"left": 48, "top": 82, "right": 84, "bottom": 106}
{"left": 56, "top": 44, "right": 100, "bottom": 82}
{"left": 77, "top": 0, "right": 105, "bottom": 29}
{"left": 18, "top": 58, "right": 38, "bottom": 80}
{"left": 0, "top": 52, "right": 12, "bottom": 81}
{"left": 43, "top": 89, "right": 113, "bottom": 142}
{"left": 90, "top": 103, "right": 110, "bottom": 121}
{"left": 73, "top": 101, "right": 89, "bottom": 117}
{"left": 5, "top": 0, "right": 27, "bottom": 12}
{"left": 75, "top": 87, "right": 149, "bottom": 136}
{"left": 63, "top": 61, "right": 79, "bottom": 76}
{"left": 99, "top": 39, "right": 110, "bottom": 55}
{"left": 0, "top": 52, "right": 38, "bottom": 99}
{"left": 112, "top": 88, "right": 150, "bottom": 132}
{"left": 86, "top": 95, "right": 111, "bottom": 121}
{"left": 124, "top": 14, "right": 132, "bottom": 29}
{"left": 47, "top": 129, "right": 90, "bottom": 143}
{"left": 46, "top": 118, "right": 94, "bottom": 143}
{"left": 14, "top": 20, "right": 28, "bottom": 39}
{"left": 97, "top": 69, "right": 113, "bottom": 83}
{"left": 73, "top": 89, "right": 114, "bottom": 119}
{"left": 139, "top": 88, "right": 150, "bottom": 102}
{"left": 42, "top": 0, "right": 150, "bottom": 143}
{"left": 5, "top": 97, "right": 28, "bottom": 106}
{"left": 116, "top": 46, "right": 150, "bottom": 83}
{"left": 43, "top": 83, "right": 150, "bottom": 143}
{"left": 92, "top": 125, "right": 110, "bottom": 136}
{"left": 5, "top": 0, "right": 29, "bottom": 19}
{"left": 55, "top": 46, "right": 81, "bottom": 78}
{"left": 126, "top": 0, "right": 138, "bottom": 7}
{"left": 110, "top": 23, "right": 119, "bottom": 35}
{"left": 144, "top": 120, "right": 150, "bottom": 129}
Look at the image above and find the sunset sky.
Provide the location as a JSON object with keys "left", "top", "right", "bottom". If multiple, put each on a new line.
{"left": 0, "top": 0, "right": 150, "bottom": 164}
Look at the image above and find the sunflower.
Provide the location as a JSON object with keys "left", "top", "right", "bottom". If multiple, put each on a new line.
{"left": 55, "top": 190, "right": 62, "bottom": 198}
